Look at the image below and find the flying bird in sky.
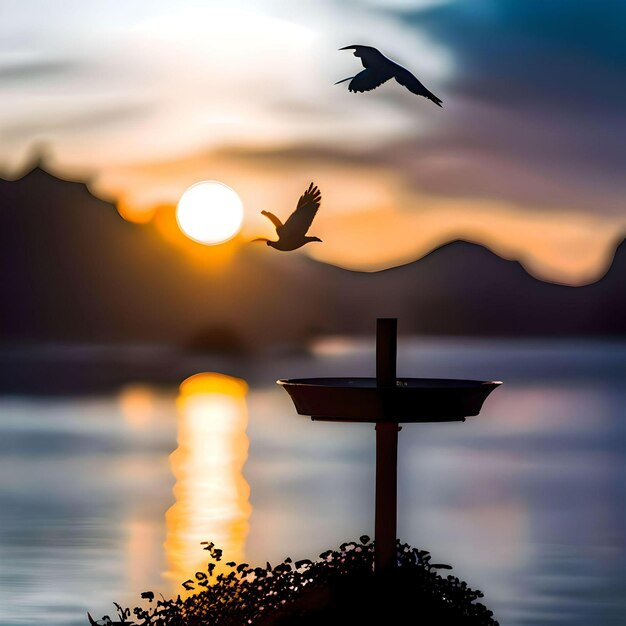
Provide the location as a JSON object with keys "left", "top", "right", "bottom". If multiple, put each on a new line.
{"left": 253, "top": 183, "right": 323, "bottom": 251}
{"left": 336, "top": 45, "right": 442, "bottom": 107}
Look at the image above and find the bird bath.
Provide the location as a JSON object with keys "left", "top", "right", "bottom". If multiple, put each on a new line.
{"left": 278, "top": 318, "right": 501, "bottom": 574}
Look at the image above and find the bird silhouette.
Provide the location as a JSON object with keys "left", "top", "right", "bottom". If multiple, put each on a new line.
{"left": 336, "top": 45, "right": 442, "bottom": 107}
{"left": 253, "top": 183, "right": 323, "bottom": 251}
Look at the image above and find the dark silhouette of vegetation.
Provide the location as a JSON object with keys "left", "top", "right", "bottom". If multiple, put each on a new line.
{"left": 90, "top": 537, "right": 498, "bottom": 625}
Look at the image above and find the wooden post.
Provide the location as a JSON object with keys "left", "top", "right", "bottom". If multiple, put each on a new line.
{"left": 375, "top": 318, "right": 399, "bottom": 573}
{"left": 376, "top": 318, "right": 397, "bottom": 387}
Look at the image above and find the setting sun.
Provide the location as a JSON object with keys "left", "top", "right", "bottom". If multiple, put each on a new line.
{"left": 176, "top": 181, "right": 244, "bottom": 245}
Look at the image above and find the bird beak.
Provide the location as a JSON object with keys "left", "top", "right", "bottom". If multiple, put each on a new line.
{"left": 339, "top": 45, "right": 357, "bottom": 50}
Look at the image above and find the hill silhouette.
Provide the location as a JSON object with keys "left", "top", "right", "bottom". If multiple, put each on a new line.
{"left": 1, "top": 167, "right": 625, "bottom": 348}
{"left": 0, "top": 167, "right": 333, "bottom": 348}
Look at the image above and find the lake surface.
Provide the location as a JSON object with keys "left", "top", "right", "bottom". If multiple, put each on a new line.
{"left": 1, "top": 338, "right": 626, "bottom": 626}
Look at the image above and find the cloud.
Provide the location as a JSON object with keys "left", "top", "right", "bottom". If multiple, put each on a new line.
{"left": 82, "top": 144, "right": 625, "bottom": 285}
{"left": 0, "top": 0, "right": 450, "bottom": 169}
{"left": 0, "top": 0, "right": 624, "bottom": 285}
{"left": 398, "top": 0, "right": 626, "bottom": 215}
{"left": 1, "top": 103, "right": 153, "bottom": 143}
{"left": 310, "top": 194, "right": 625, "bottom": 286}
{"left": 0, "top": 58, "right": 79, "bottom": 81}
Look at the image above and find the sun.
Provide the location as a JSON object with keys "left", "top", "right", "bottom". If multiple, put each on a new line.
{"left": 176, "top": 181, "right": 244, "bottom": 245}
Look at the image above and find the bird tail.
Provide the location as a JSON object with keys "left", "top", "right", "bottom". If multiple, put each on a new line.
{"left": 425, "top": 88, "right": 443, "bottom": 107}
{"left": 334, "top": 76, "right": 354, "bottom": 85}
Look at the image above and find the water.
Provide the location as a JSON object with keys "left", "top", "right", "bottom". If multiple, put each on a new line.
{"left": 1, "top": 338, "right": 625, "bottom": 625}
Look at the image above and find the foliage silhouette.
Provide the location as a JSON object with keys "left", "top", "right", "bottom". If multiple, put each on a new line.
{"left": 91, "top": 537, "right": 498, "bottom": 625}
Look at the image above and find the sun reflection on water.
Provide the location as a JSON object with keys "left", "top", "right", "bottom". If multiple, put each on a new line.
{"left": 164, "top": 372, "right": 251, "bottom": 590}
{"left": 119, "top": 384, "right": 158, "bottom": 429}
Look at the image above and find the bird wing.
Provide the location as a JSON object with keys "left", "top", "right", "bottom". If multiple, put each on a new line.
{"left": 348, "top": 68, "right": 393, "bottom": 93}
{"left": 261, "top": 210, "right": 283, "bottom": 233}
{"left": 393, "top": 66, "right": 442, "bottom": 106}
{"left": 281, "top": 183, "right": 321, "bottom": 237}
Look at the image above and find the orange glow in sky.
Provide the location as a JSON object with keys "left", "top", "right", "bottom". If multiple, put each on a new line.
{"left": 1, "top": 2, "right": 624, "bottom": 286}
{"left": 78, "top": 148, "right": 625, "bottom": 286}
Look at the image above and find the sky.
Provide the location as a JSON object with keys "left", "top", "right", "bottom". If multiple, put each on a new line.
{"left": 0, "top": 0, "right": 625, "bottom": 285}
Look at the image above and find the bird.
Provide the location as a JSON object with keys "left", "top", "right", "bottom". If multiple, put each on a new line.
{"left": 336, "top": 45, "right": 442, "bottom": 107}
{"left": 253, "top": 183, "right": 323, "bottom": 251}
